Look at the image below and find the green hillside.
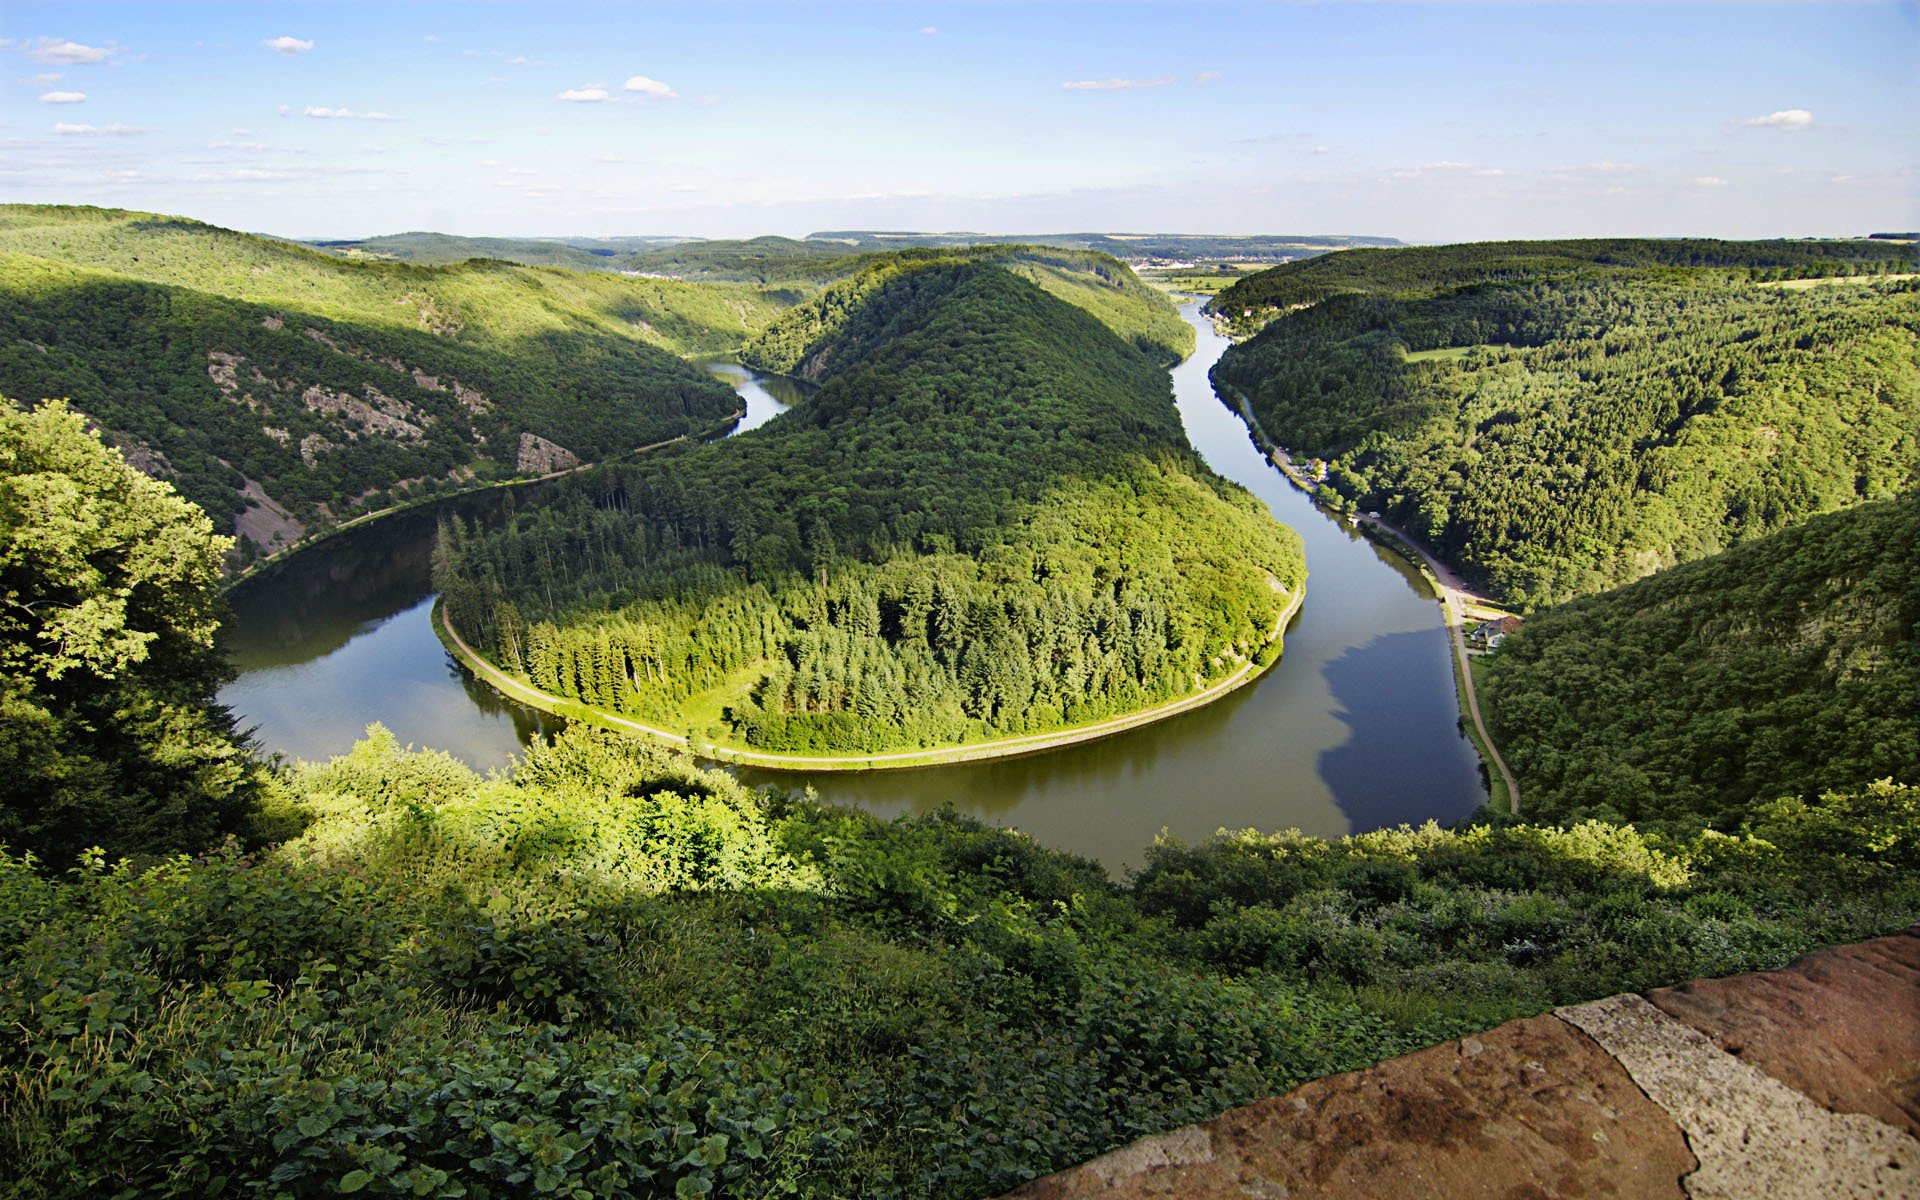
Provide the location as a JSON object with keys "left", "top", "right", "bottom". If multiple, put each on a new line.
{"left": 438, "top": 259, "right": 1294, "bottom": 755}
{"left": 1483, "top": 497, "right": 1919, "bottom": 829}
{"left": 0, "top": 206, "right": 793, "bottom": 558}
{"left": 1209, "top": 239, "right": 1919, "bottom": 606}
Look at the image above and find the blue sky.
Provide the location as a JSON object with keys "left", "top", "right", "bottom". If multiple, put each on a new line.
{"left": 2, "top": 1, "right": 1913, "bottom": 241}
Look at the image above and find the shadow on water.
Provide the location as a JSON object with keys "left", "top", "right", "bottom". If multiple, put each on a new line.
{"left": 1318, "top": 628, "right": 1483, "bottom": 830}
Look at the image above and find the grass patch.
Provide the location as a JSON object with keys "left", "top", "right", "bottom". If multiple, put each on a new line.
{"left": 1401, "top": 344, "right": 1503, "bottom": 363}
{"left": 1757, "top": 272, "right": 1920, "bottom": 290}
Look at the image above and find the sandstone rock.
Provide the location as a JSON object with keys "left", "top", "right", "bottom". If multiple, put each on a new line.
{"left": 1004, "top": 1016, "right": 1693, "bottom": 1200}
{"left": 1644, "top": 926, "right": 1920, "bottom": 1139}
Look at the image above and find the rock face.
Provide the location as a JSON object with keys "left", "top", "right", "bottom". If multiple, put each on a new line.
{"left": 516, "top": 432, "right": 580, "bottom": 475}
{"left": 1002, "top": 928, "right": 1920, "bottom": 1200}
{"left": 1644, "top": 926, "right": 1920, "bottom": 1139}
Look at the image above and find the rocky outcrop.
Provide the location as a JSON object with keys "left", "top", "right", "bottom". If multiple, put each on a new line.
{"left": 1003, "top": 928, "right": 1920, "bottom": 1200}
{"left": 516, "top": 431, "right": 580, "bottom": 474}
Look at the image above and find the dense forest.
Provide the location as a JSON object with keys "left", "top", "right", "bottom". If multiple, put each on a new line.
{"left": 438, "top": 259, "right": 1296, "bottom": 754}
{"left": 0, "top": 207, "right": 793, "bottom": 557}
{"left": 1209, "top": 239, "right": 1919, "bottom": 606}
{"left": 5, "top": 292, "right": 1918, "bottom": 1200}
{"left": 1483, "top": 496, "right": 1919, "bottom": 830}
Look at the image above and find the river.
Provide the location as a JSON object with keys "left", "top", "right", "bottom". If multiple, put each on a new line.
{"left": 219, "top": 303, "right": 1485, "bottom": 869}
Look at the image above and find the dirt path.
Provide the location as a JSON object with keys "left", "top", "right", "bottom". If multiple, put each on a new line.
{"left": 437, "top": 583, "right": 1305, "bottom": 772}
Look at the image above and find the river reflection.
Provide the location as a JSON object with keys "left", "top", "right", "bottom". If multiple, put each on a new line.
{"left": 221, "top": 314, "right": 1485, "bottom": 870}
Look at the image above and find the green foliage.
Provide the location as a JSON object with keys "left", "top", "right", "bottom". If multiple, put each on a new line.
{"left": 1208, "top": 236, "right": 1915, "bottom": 320}
{"left": 1135, "top": 792, "right": 1920, "bottom": 1017}
{"left": 0, "top": 399, "right": 260, "bottom": 864}
{"left": 1483, "top": 498, "right": 1919, "bottom": 828}
{"left": 439, "top": 262, "right": 1298, "bottom": 753}
{"left": 4, "top": 726, "right": 1912, "bottom": 1198}
{"left": 1210, "top": 239, "right": 1919, "bottom": 605}
{"left": 0, "top": 206, "right": 753, "bottom": 553}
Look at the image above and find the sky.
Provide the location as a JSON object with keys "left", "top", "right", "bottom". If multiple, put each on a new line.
{"left": 1, "top": 1, "right": 1914, "bottom": 242}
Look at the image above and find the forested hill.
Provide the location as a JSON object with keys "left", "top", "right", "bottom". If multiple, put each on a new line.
{"left": 313, "top": 231, "right": 874, "bottom": 284}
{"left": 0, "top": 206, "right": 771, "bottom": 561}
{"left": 1209, "top": 238, "right": 1919, "bottom": 606}
{"left": 438, "top": 260, "right": 1302, "bottom": 755}
{"left": 1206, "top": 237, "right": 1916, "bottom": 323}
{"left": 1482, "top": 496, "right": 1919, "bottom": 830}
{"left": 742, "top": 245, "right": 1194, "bottom": 369}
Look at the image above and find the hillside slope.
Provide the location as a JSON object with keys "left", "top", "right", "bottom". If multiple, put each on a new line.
{"left": 1208, "top": 239, "right": 1918, "bottom": 606}
{"left": 0, "top": 206, "right": 769, "bottom": 557}
{"left": 438, "top": 260, "right": 1296, "bottom": 755}
{"left": 1482, "top": 496, "right": 1919, "bottom": 828}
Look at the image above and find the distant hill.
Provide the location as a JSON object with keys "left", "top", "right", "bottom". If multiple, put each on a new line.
{"left": 0, "top": 206, "right": 762, "bottom": 561}
{"left": 308, "top": 231, "right": 690, "bottom": 272}
{"left": 1483, "top": 496, "right": 1919, "bottom": 829}
{"left": 306, "top": 230, "right": 1396, "bottom": 282}
{"left": 809, "top": 231, "right": 1401, "bottom": 262}
{"left": 1209, "top": 237, "right": 1919, "bottom": 606}
{"left": 311, "top": 232, "right": 874, "bottom": 284}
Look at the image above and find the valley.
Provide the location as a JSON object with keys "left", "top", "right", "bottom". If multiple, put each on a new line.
{"left": 5, "top": 221, "right": 1915, "bottom": 1200}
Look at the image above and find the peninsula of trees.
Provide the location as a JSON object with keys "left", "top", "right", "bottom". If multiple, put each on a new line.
{"left": 436, "top": 256, "right": 1300, "bottom": 756}
{"left": 1209, "top": 238, "right": 1918, "bottom": 607}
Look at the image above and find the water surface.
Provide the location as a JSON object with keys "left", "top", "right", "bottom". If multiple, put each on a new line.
{"left": 221, "top": 318, "right": 1485, "bottom": 869}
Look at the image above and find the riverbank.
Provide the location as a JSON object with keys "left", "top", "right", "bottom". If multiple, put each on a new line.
{"left": 1223, "top": 387, "right": 1521, "bottom": 814}
{"left": 435, "top": 582, "right": 1305, "bottom": 772}
{"left": 222, "top": 410, "right": 743, "bottom": 591}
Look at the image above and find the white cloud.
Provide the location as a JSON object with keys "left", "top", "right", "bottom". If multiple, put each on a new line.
{"left": 27, "top": 38, "right": 116, "bottom": 65}
{"left": 53, "top": 122, "right": 147, "bottom": 136}
{"left": 38, "top": 91, "right": 86, "bottom": 104}
{"left": 1742, "top": 109, "right": 1813, "bottom": 129}
{"left": 29, "top": 73, "right": 64, "bottom": 86}
{"left": 1062, "top": 76, "right": 1178, "bottom": 91}
{"left": 1194, "top": 70, "right": 1222, "bottom": 84}
{"left": 1695, "top": 176, "right": 1728, "bottom": 188}
{"left": 919, "top": 26, "right": 939, "bottom": 35}
{"left": 558, "top": 84, "right": 609, "bottom": 103}
{"left": 622, "top": 74, "right": 677, "bottom": 99}
{"left": 263, "top": 36, "right": 314, "bottom": 56}
{"left": 304, "top": 106, "right": 400, "bottom": 121}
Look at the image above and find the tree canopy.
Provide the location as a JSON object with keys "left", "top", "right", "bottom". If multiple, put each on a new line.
{"left": 0, "top": 398, "right": 259, "bottom": 863}
{"left": 1482, "top": 496, "right": 1919, "bottom": 830}
{"left": 1210, "top": 239, "right": 1918, "bottom": 606}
